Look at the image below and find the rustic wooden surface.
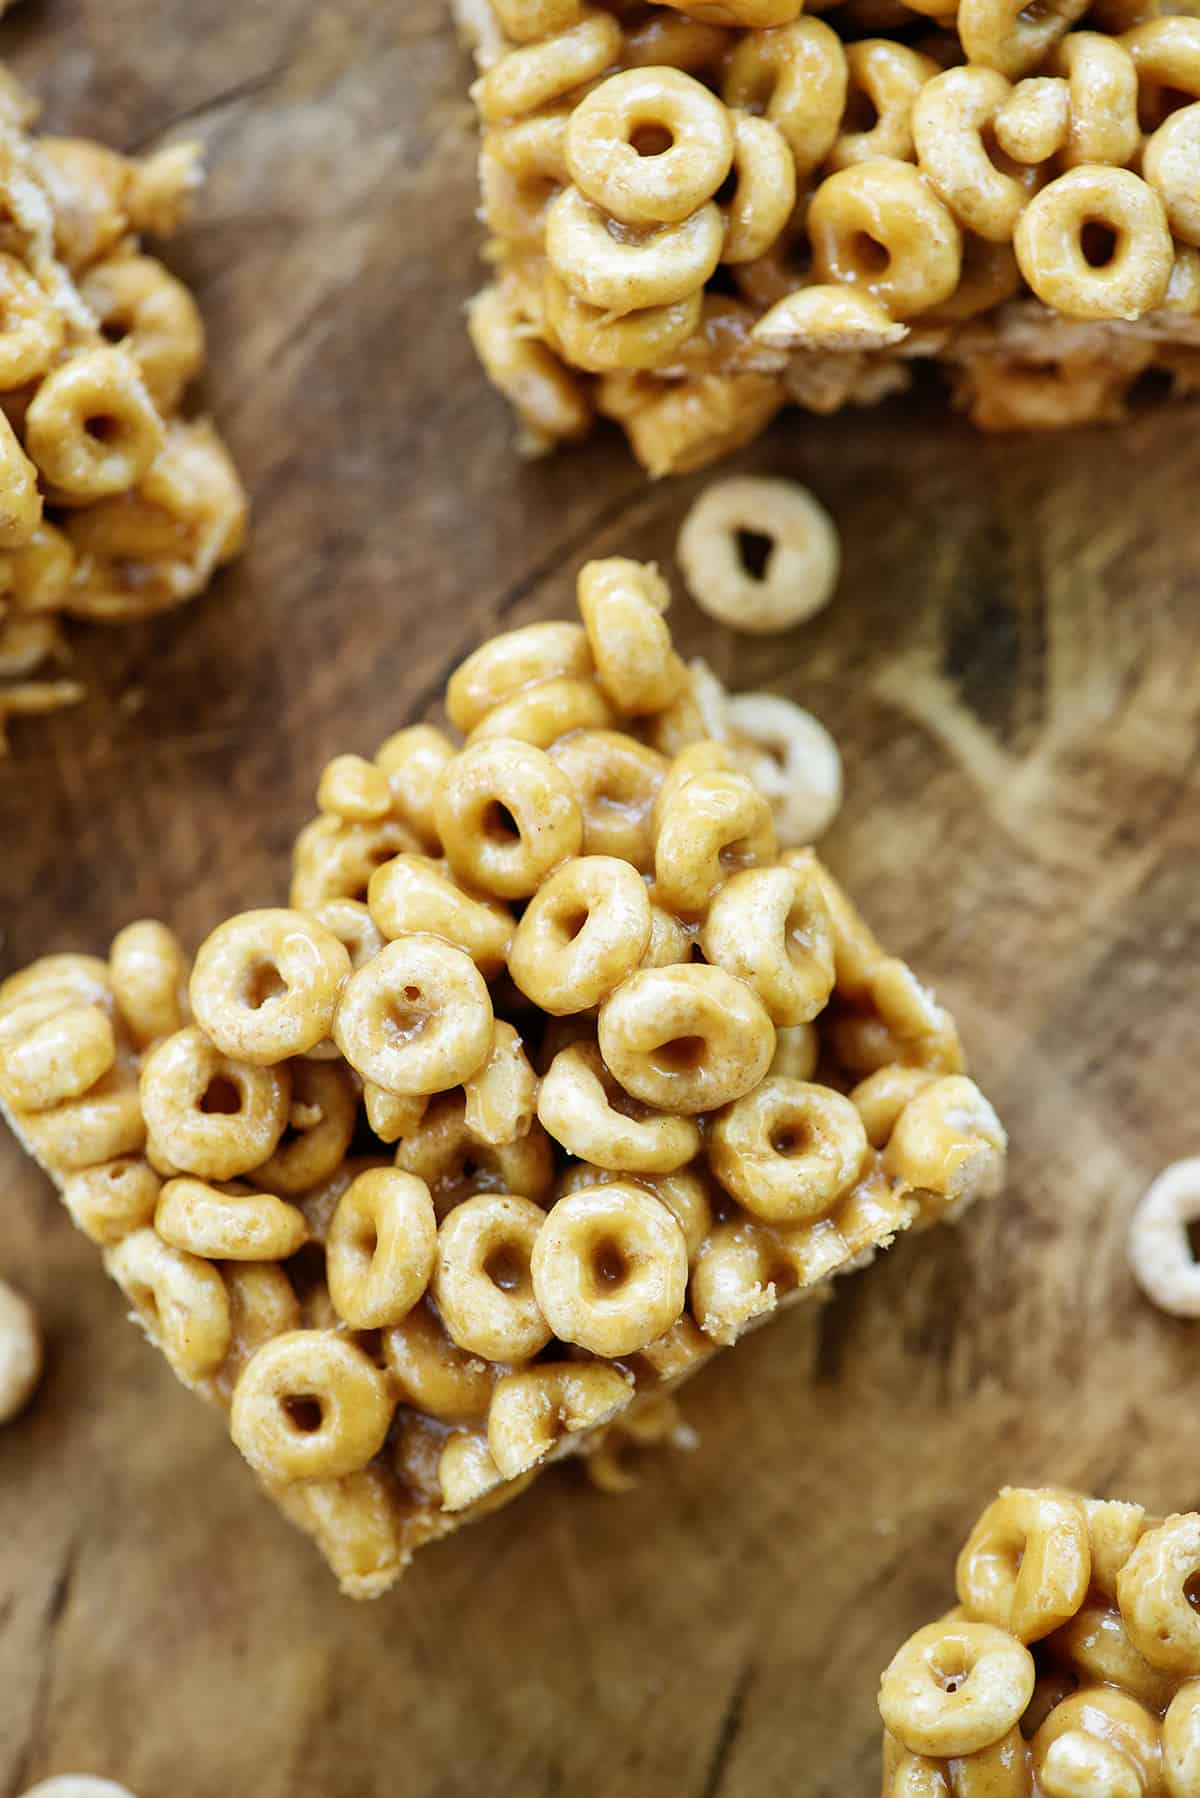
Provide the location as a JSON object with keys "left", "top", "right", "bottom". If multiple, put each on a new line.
{"left": 2, "top": 3, "right": 1200, "bottom": 1794}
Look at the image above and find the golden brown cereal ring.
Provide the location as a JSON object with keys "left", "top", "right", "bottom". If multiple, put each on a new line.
{"left": 373, "top": 722, "right": 455, "bottom": 850}
{"left": 831, "top": 41, "right": 940, "bottom": 171}
{"left": 463, "top": 1020, "right": 538, "bottom": 1146}
{"left": 537, "top": 1040, "right": 701, "bottom": 1172}
{"left": 565, "top": 66, "right": 734, "bottom": 226}
{"left": 105, "top": 1227, "right": 231, "bottom": 1382}
{"left": 139, "top": 1027, "right": 290, "bottom": 1181}
{"left": 109, "top": 919, "right": 188, "bottom": 1048}
{"left": 546, "top": 729, "right": 666, "bottom": 868}
{"left": 326, "top": 1167, "right": 437, "bottom": 1329}
{"left": 447, "top": 621, "right": 592, "bottom": 734}
{"left": 367, "top": 852, "right": 513, "bottom": 976}
{"left": 598, "top": 963, "right": 775, "bottom": 1114}
{"left": 1014, "top": 166, "right": 1172, "bottom": 321}
{"left": 809, "top": 159, "right": 962, "bottom": 319}
{"left": 0, "top": 409, "right": 42, "bottom": 547}
{"left": 1144, "top": 105, "right": 1200, "bottom": 247}
{"left": 959, "top": 0, "right": 1089, "bottom": 78}
{"left": 1030, "top": 1687, "right": 1162, "bottom": 1798}
{"left": 487, "top": 1360, "right": 633, "bottom": 1478}
{"left": 912, "top": 68, "right": 1035, "bottom": 244}
{"left": 1051, "top": 1596, "right": 1179, "bottom": 1712}
{"left": 543, "top": 267, "right": 703, "bottom": 373}
{"left": 701, "top": 866, "right": 835, "bottom": 1026}
{"left": 316, "top": 753, "right": 393, "bottom": 823}
{"left": 1118, "top": 1514, "right": 1200, "bottom": 1673}
{"left": 189, "top": 909, "right": 352, "bottom": 1065}
{"left": 722, "top": 20, "right": 848, "bottom": 176}
{"left": 307, "top": 897, "right": 385, "bottom": 974}
{"left": 956, "top": 1487, "right": 1092, "bottom": 1642}
{"left": 382, "top": 1296, "right": 506, "bottom": 1423}
{"left": 0, "top": 253, "right": 65, "bottom": 389}
{"left": 710, "top": 1077, "right": 869, "bottom": 1223}
{"left": 473, "top": 13, "right": 624, "bottom": 124}
{"left": 465, "top": 673, "right": 615, "bottom": 748}
{"left": 435, "top": 737, "right": 583, "bottom": 899}
{"left": 1129, "top": 1156, "right": 1200, "bottom": 1316}
{"left": 546, "top": 185, "right": 725, "bottom": 314}
{"left": 230, "top": 1329, "right": 394, "bottom": 1483}
{"left": 432, "top": 1192, "right": 552, "bottom": 1361}
{"left": 531, "top": 1183, "right": 688, "bottom": 1355}
{"left": 576, "top": 556, "right": 685, "bottom": 715}
{"left": 155, "top": 1177, "right": 308, "bottom": 1261}
{"left": 80, "top": 251, "right": 205, "bottom": 414}
{"left": 0, "top": 1001, "right": 116, "bottom": 1113}
{"left": 332, "top": 934, "right": 494, "bottom": 1096}
{"left": 1050, "top": 32, "right": 1140, "bottom": 169}
{"left": 719, "top": 114, "right": 796, "bottom": 266}
{"left": 465, "top": 283, "right": 593, "bottom": 451}
{"left": 60, "top": 1156, "right": 162, "bottom": 1244}
{"left": 253, "top": 1058, "right": 358, "bottom": 1196}
{"left": 878, "top": 1620, "right": 1036, "bottom": 1758}
{"left": 1164, "top": 1681, "right": 1200, "bottom": 1798}
{"left": 24, "top": 346, "right": 163, "bottom": 499}
{"left": 654, "top": 769, "right": 777, "bottom": 916}
{"left": 507, "top": 854, "right": 652, "bottom": 1014}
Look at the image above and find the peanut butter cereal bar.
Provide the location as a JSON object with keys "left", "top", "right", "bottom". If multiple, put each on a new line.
{"left": 455, "top": 0, "right": 1200, "bottom": 472}
{"left": 0, "top": 67, "right": 246, "bottom": 741}
{"left": 2, "top": 558, "right": 1005, "bottom": 1594}
{"left": 879, "top": 1486, "right": 1200, "bottom": 1797}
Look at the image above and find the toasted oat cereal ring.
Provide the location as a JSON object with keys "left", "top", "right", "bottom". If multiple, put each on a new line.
{"left": 878, "top": 1620, "right": 1036, "bottom": 1758}
{"left": 543, "top": 267, "right": 703, "bottom": 373}
{"left": 382, "top": 1296, "right": 505, "bottom": 1423}
{"left": 831, "top": 40, "right": 941, "bottom": 170}
{"left": 750, "top": 285, "right": 907, "bottom": 354}
{"left": 959, "top": 0, "right": 1089, "bottom": 78}
{"left": 434, "top": 737, "right": 583, "bottom": 899}
{"left": 80, "top": 250, "right": 205, "bottom": 414}
{"left": 23, "top": 346, "right": 163, "bottom": 499}
{"left": 446, "top": 621, "right": 592, "bottom": 735}
{"left": 1144, "top": 105, "right": 1200, "bottom": 247}
{"left": 508, "top": 853, "right": 651, "bottom": 1017}
{"left": 326, "top": 1167, "right": 437, "bottom": 1329}
{"left": 677, "top": 476, "right": 839, "bottom": 635}
{"left": 956, "top": 1487, "right": 1092, "bottom": 1642}
{"left": 189, "top": 909, "right": 352, "bottom": 1065}
{"left": 60, "top": 1157, "right": 162, "bottom": 1244}
{"left": 546, "top": 729, "right": 666, "bottom": 868}
{"left": 105, "top": 1227, "right": 231, "bottom": 1382}
{"left": 709, "top": 1076, "right": 868, "bottom": 1223}
{"left": 719, "top": 114, "right": 797, "bottom": 264}
{"left": 726, "top": 692, "right": 845, "bottom": 848}
{"left": 993, "top": 76, "right": 1071, "bottom": 165}
{"left": 0, "top": 1000, "right": 116, "bottom": 1113}
{"left": 1030, "top": 1687, "right": 1163, "bottom": 1798}
{"left": 433, "top": 1192, "right": 552, "bottom": 1361}
{"left": 253, "top": 1058, "right": 358, "bottom": 1196}
{"left": 1118, "top": 1514, "right": 1200, "bottom": 1673}
{"left": 155, "top": 1177, "right": 309, "bottom": 1262}
{"left": 576, "top": 556, "right": 686, "bottom": 716}
{"left": 654, "top": 769, "right": 777, "bottom": 916}
{"left": 465, "top": 673, "right": 615, "bottom": 748}
{"left": 701, "top": 865, "right": 835, "bottom": 1026}
{"left": 473, "top": 13, "right": 624, "bottom": 124}
{"left": 367, "top": 852, "right": 514, "bottom": 977}
{"left": 1051, "top": 1596, "right": 1179, "bottom": 1712}
{"left": 565, "top": 66, "right": 734, "bottom": 226}
{"left": 1120, "top": 18, "right": 1200, "bottom": 130}
{"left": 598, "top": 963, "right": 775, "bottom": 1115}
{"left": 531, "top": 1183, "right": 688, "bottom": 1356}
{"left": 332, "top": 934, "right": 494, "bottom": 1096}
{"left": 722, "top": 19, "right": 848, "bottom": 176}
{"left": 537, "top": 1040, "right": 701, "bottom": 1173}
{"left": 809, "top": 159, "right": 962, "bottom": 319}
{"left": 546, "top": 185, "right": 725, "bottom": 314}
{"left": 231, "top": 1329, "right": 394, "bottom": 1483}
{"left": 109, "top": 919, "right": 189, "bottom": 1049}
{"left": 487, "top": 1360, "right": 633, "bottom": 1479}
{"left": 139, "top": 1027, "right": 290, "bottom": 1181}
{"left": 1164, "top": 1681, "right": 1200, "bottom": 1797}
{"left": 1014, "top": 166, "right": 1173, "bottom": 321}
{"left": 1129, "top": 1156, "right": 1200, "bottom": 1316}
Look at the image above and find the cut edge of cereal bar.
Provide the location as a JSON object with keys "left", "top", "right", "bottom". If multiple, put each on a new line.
{"left": 2, "top": 559, "right": 1007, "bottom": 1597}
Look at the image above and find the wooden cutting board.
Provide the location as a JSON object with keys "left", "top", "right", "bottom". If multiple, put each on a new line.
{"left": 2, "top": 3, "right": 1200, "bottom": 1794}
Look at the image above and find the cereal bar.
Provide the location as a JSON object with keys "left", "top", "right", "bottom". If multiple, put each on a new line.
{"left": 879, "top": 1485, "right": 1200, "bottom": 1796}
{"left": 2, "top": 559, "right": 1005, "bottom": 1594}
{"left": 0, "top": 66, "right": 246, "bottom": 739}
{"left": 455, "top": 0, "right": 1200, "bottom": 472}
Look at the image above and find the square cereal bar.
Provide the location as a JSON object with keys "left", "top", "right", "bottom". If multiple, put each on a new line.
{"left": 3, "top": 558, "right": 1006, "bottom": 1594}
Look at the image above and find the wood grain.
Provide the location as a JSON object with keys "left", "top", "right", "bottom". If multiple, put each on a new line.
{"left": 2, "top": 3, "right": 1200, "bottom": 1795}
